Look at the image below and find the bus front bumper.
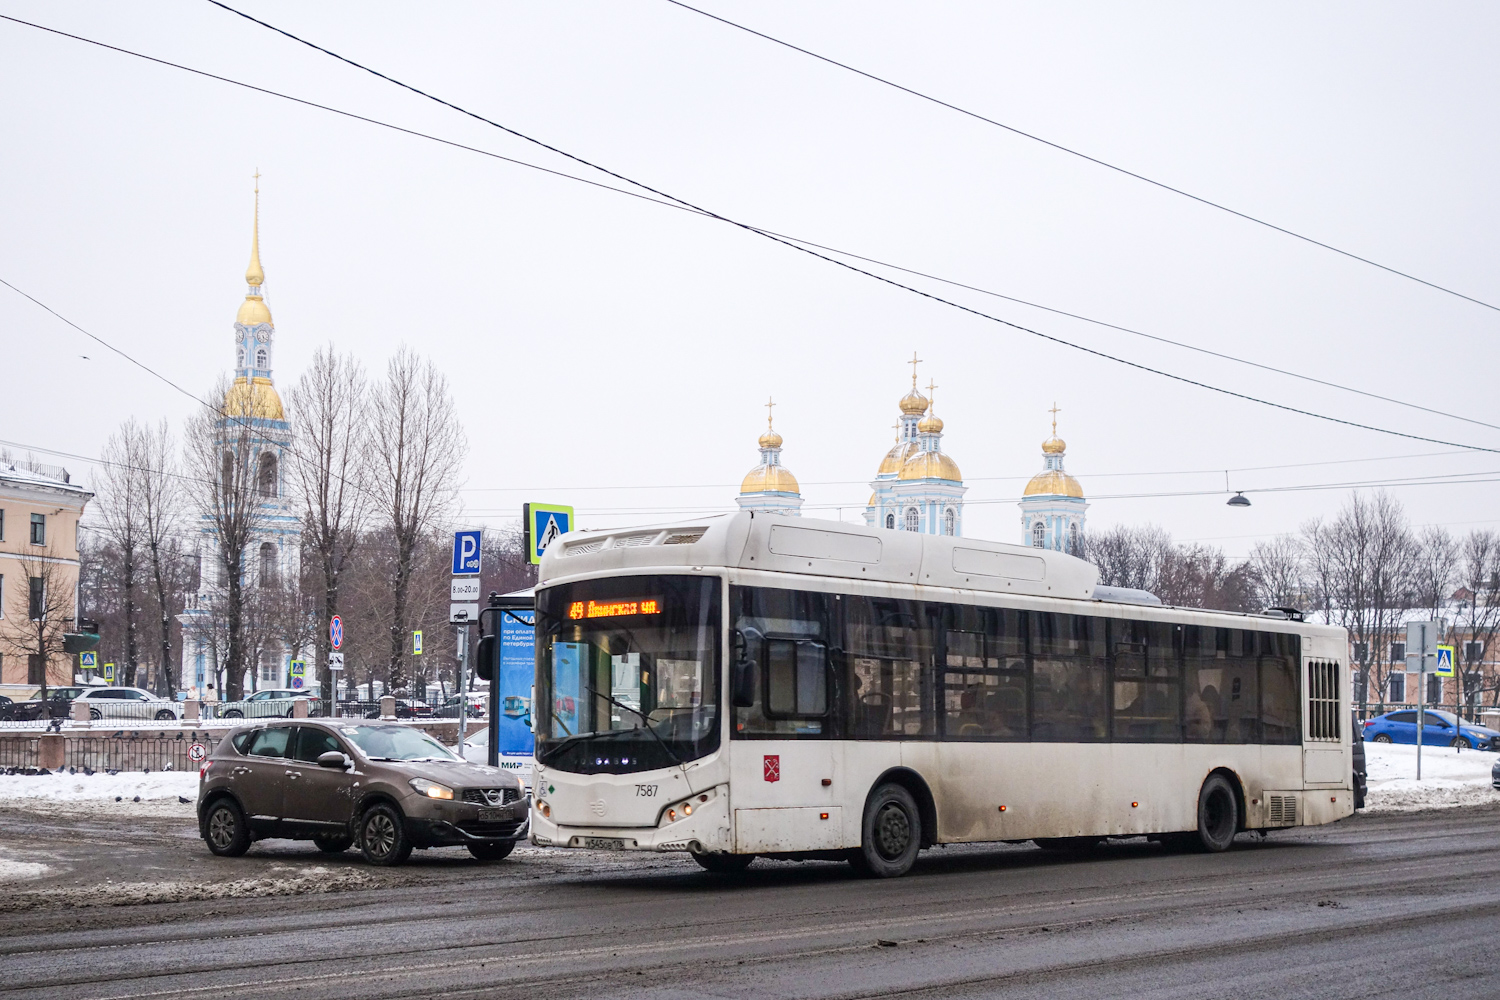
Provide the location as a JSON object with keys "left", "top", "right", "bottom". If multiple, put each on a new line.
{"left": 529, "top": 787, "right": 731, "bottom": 853}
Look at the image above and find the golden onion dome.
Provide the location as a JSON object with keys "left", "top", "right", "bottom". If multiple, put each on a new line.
{"left": 918, "top": 412, "right": 944, "bottom": 434}
{"left": 877, "top": 439, "right": 917, "bottom": 475}
{"left": 741, "top": 464, "right": 800, "bottom": 495}
{"left": 1023, "top": 469, "right": 1084, "bottom": 498}
{"left": 237, "top": 294, "right": 272, "bottom": 326}
{"left": 898, "top": 451, "right": 962, "bottom": 482}
{"left": 1041, "top": 435, "right": 1066, "bottom": 455}
{"left": 898, "top": 387, "right": 929, "bottom": 415}
{"left": 759, "top": 429, "right": 783, "bottom": 449}
{"left": 868, "top": 492, "right": 876, "bottom": 506}
{"left": 223, "top": 376, "right": 285, "bottom": 421}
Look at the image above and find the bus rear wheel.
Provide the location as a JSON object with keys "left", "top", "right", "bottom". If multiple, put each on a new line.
{"left": 691, "top": 852, "right": 754, "bottom": 874}
{"left": 850, "top": 783, "right": 921, "bottom": 878}
{"left": 1191, "top": 774, "right": 1239, "bottom": 853}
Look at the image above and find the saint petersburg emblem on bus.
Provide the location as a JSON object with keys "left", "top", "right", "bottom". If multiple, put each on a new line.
{"left": 763, "top": 755, "right": 780, "bottom": 782}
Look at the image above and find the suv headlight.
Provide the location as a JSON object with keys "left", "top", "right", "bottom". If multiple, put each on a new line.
{"left": 409, "top": 777, "right": 454, "bottom": 800}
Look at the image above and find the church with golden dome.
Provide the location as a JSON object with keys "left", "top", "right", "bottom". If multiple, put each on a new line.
{"left": 1019, "top": 405, "right": 1088, "bottom": 554}
{"left": 737, "top": 398, "right": 804, "bottom": 516}
{"left": 183, "top": 178, "right": 303, "bottom": 695}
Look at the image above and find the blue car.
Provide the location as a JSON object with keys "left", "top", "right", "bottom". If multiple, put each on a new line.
{"left": 1363, "top": 709, "right": 1499, "bottom": 750}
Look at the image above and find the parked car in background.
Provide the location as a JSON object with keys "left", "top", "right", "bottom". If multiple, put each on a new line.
{"left": 1363, "top": 709, "right": 1499, "bottom": 750}
{"left": 197, "top": 719, "right": 527, "bottom": 864}
{"left": 0, "top": 695, "right": 13, "bottom": 721}
{"left": 74, "top": 686, "right": 181, "bottom": 721}
{"left": 434, "top": 694, "right": 485, "bottom": 719}
{"left": 219, "top": 689, "right": 319, "bottom": 719}
{"left": 365, "top": 699, "right": 432, "bottom": 720}
{"left": 10, "top": 686, "right": 87, "bottom": 721}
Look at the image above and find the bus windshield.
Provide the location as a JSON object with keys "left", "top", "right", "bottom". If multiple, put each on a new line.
{"left": 534, "top": 575, "right": 720, "bottom": 775}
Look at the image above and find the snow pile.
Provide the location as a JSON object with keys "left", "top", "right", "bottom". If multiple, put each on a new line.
{"left": 1363, "top": 741, "right": 1498, "bottom": 813}
{"left": 0, "top": 864, "right": 390, "bottom": 912}
{"left": 0, "top": 860, "right": 49, "bottom": 882}
{"left": 0, "top": 770, "right": 198, "bottom": 817}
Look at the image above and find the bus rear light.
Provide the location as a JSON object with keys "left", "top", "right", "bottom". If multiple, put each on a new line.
{"left": 1131, "top": 802, "right": 1139, "bottom": 808}
{"left": 998, "top": 805, "right": 1006, "bottom": 812}
{"left": 820, "top": 812, "right": 829, "bottom": 820}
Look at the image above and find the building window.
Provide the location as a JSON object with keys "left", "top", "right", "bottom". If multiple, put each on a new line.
{"left": 0, "top": 508, "right": 5, "bottom": 540}
{"left": 0, "top": 572, "right": 4, "bottom": 618}
{"left": 28, "top": 654, "right": 45, "bottom": 685}
{"left": 255, "top": 348, "right": 268, "bottom": 369}
{"left": 30, "top": 513, "right": 45, "bottom": 545}
{"left": 944, "top": 508, "right": 956, "bottom": 536}
{"left": 237, "top": 346, "right": 246, "bottom": 369}
{"left": 259, "top": 542, "right": 278, "bottom": 587}
{"left": 904, "top": 507, "right": 919, "bottom": 532}
{"left": 885, "top": 512, "right": 895, "bottom": 529}
{"left": 1068, "top": 522, "right": 1079, "bottom": 555}
{"left": 1427, "top": 673, "right": 1442, "bottom": 705}
{"left": 28, "top": 576, "right": 44, "bottom": 620}
{"left": 257, "top": 452, "right": 278, "bottom": 497}
{"left": 1032, "top": 521, "right": 1045, "bottom": 548}
{"left": 1388, "top": 672, "right": 1405, "bottom": 703}
{"left": 259, "top": 650, "right": 280, "bottom": 684}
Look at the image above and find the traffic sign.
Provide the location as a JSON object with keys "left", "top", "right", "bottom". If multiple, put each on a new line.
{"left": 103, "top": 662, "right": 114, "bottom": 683}
{"left": 80, "top": 651, "right": 97, "bottom": 670}
{"left": 189, "top": 743, "right": 208, "bottom": 763}
{"left": 1436, "top": 645, "right": 1455, "bottom": 677}
{"left": 451, "top": 578, "right": 481, "bottom": 602}
{"left": 329, "top": 616, "right": 343, "bottom": 650}
{"left": 450, "top": 603, "right": 480, "bottom": 623}
{"left": 413, "top": 630, "right": 423, "bottom": 655}
{"left": 328, "top": 652, "right": 345, "bottom": 671}
{"left": 525, "top": 503, "right": 574, "bottom": 565}
{"left": 452, "top": 530, "right": 483, "bottom": 575}
{"left": 289, "top": 659, "right": 305, "bottom": 690}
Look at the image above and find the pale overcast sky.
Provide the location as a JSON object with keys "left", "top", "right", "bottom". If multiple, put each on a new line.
{"left": 2, "top": 2, "right": 1497, "bottom": 555}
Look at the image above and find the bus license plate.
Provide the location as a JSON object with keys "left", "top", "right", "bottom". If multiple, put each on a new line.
{"left": 478, "top": 808, "right": 509, "bottom": 822}
{"left": 583, "top": 837, "right": 625, "bottom": 850}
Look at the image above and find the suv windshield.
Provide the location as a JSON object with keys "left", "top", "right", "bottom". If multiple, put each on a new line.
{"left": 338, "top": 725, "right": 457, "bottom": 761}
{"left": 535, "top": 575, "right": 720, "bottom": 775}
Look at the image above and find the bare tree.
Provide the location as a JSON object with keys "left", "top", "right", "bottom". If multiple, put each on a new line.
{"left": 97, "top": 423, "right": 146, "bottom": 685}
{"left": 183, "top": 378, "right": 271, "bottom": 701}
{"left": 137, "top": 419, "right": 183, "bottom": 696}
{"left": 1247, "top": 535, "right": 1308, "bottom": 611}
{"left": 1081, "top": 524, "right": 1173, "bottom": 593}
{"left": 286, "top": 347, "right": 369, "bottom": 710}
{"left": 370, "top": 348, "right": 466, "bottom": 693}
{"left": 1410, "top": 525, "right": 1458, "bottom": 620}
{"left": 1451, "top": 531, "right": 1500, "bottom": 715}
{"left": 0, "top": 549, "right": 77, "bottom": 700}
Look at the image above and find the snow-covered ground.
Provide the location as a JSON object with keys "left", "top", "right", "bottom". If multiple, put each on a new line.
{"left": 0, "top": 770, "right": 198, "bottom": 818}
{"left": 1363, "top": 740, "right": 1498, "bottom": 813}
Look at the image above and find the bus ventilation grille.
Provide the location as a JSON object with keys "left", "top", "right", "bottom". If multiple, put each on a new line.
{"left": 663, "top": 530, "right": 706, "bottom": 545}
{"left": 562, "top": 540, "right": 606, "bottom": 556}
{"left": 1268, "top": 795, "right": 1297, "bottom": 826}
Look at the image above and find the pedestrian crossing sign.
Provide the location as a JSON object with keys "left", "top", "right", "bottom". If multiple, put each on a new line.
{"left": 103, "top": 662, "right": 114, "bottom": 682}
{"left": 525, "top": 503, "right": 574, "bottom": 565}
{"left": 80, "top": 651, "right": 96, "bottom": 670}
{"left": 1435, "top": 645, "right": 1455, "bottom": 677}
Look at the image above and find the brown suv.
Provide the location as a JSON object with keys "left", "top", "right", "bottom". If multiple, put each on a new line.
{"left": 197, "top": 719, "right": 527, "bottom": 865}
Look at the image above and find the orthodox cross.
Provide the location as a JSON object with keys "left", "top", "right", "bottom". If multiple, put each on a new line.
{"left": 765, "top": 395, "right": 776, "bottom": 430}
{"left": 1049, "top": 402, "right": 1061, "bottom": 436}
{"left": 908, "top": 351, "right": 922, "bottom": 388}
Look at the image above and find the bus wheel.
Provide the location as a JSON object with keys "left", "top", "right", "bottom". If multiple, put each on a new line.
{"left": 1193, "top": 774, "right": 1239, "bottom": 853}
{"left": 691, "top": 852, "right": 754, "bottom": 874}
{"left": 851, "top": 783, "right": 921, "bottom": 878}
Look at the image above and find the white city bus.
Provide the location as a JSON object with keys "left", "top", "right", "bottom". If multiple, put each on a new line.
{"left": 529, "top": 512, "right": 1353, "bottom": 877}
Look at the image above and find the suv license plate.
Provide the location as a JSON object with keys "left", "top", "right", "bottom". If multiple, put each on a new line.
{"left": 583, "top": 837, "right": 625, "bottom": 850}
{"left": 478, "top": 808, "right": 509, "bottom": 822}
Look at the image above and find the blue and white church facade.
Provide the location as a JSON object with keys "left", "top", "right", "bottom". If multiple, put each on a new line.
{"left": 1018, "top": 411, "right": 1087, "bottom": 554}
{"left": 180, "top": 183, "right": 303, "bottom": 698}
{"left": 737, "top": 399, "right": 803, "bottom": 516}
{"left": 864, "top": 374, "right": 966, "bottom": 536}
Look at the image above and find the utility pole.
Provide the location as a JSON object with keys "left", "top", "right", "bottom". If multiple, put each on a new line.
{"left": 1407, "top": 620, "right": 1444, "bottom": 781}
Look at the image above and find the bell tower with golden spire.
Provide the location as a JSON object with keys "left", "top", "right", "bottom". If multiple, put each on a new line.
{"left": 1019, "top": 403, "right": 1088, "bottom": 553}
{"left": 736, "top": 396, "right": 803, "bottom": 515}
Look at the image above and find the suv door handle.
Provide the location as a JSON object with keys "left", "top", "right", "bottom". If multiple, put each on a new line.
{"left": 232, "top": 766, "right": 250, "bottom": 775}
{"left": 285, "top": 770, "right": 301, "bottom": 779}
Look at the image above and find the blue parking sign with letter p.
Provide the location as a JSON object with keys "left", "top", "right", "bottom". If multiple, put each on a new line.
{"left": 452, "top": 530, "right": 482, "bottom": 575}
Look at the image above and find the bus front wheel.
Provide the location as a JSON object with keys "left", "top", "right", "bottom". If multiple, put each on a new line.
{"left": 1192, "top": 774, "right": 1240, "bottom": 853}
{"left": 691, "top": 851, "right": 754, "bottom": 874}
{"left": 850, "top": 783, "right": 921, "bottom": 878}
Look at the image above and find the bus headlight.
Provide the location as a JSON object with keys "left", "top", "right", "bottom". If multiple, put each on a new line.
{"left": 409, "top": 778, "right": 454, "bottom": 800}
{"left": 660, "top": 789, "right": 716, "bottom": 826}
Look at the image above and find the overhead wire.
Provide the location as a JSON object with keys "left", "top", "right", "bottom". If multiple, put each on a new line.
{"left": 197, "top": 0, "right": 1500, "bottom": 457}
{"left": 4, "top": 12, "right": 1497, "bottom": 437}
{"left": 662, "top": 0, "right": 1500, "bottom": 314}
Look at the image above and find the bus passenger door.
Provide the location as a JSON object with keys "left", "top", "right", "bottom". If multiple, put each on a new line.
{"left": 731, "top": 637, "right": 846, "bottom": 854}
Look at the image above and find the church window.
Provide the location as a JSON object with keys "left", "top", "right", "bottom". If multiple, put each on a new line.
{"left": 944, "top": 508, "right": 956, "bottom": 536}
{"left": 258, "top": 649, "right": 281, "bottom": 684}
{"left": 255, "top": 348, "right": 268, "bottom": 369}
{"left": 1068, "top": 522, "right": 1079, "bottom": 555}
{"left": 237, "top": 346, "right": 245, "bottom": 369}
{"left": 885, "top": 512, "right": 895, "bottom": 530}
{"left": 256, "top": 452, "right": 278, "bottom": 497}
{"left": 904, "top": 508, "right": 919, "bottom": 532}
{"left": 259, "top": 542, "right": 278, "bottom": 587}
{"left": 1032, "top": 521, "right": 1045, "bottom": 548}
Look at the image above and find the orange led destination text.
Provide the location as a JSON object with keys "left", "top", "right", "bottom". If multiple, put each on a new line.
{"left": 567, "top": 598, "right": 662, "bottom": 620}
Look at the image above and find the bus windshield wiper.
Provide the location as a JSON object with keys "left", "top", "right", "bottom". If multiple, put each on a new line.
{"left": 538, "top": 727, "right": 633, "bottom": 762}
{"left": 583, "top": 685, "right": 684, "bottom": 767}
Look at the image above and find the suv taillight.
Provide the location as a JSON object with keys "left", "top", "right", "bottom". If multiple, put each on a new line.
{"left": 199, "top": 760, "right": 212, "bottom": 780}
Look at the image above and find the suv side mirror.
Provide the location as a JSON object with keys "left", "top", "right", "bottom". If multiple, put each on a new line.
{"left": 317, "top": 751, "right": 350, "bottom": 769}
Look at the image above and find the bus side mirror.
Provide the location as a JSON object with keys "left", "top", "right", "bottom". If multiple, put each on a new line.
{"left": 731, "top": 628, "right": 759, "bottom": 708}
{"left": 474, "top": 634, "right": 497, "bottom": 683}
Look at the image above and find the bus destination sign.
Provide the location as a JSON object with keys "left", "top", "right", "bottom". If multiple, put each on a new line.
{"left": 567, "top": 597, "right": 663, "bottom": 620}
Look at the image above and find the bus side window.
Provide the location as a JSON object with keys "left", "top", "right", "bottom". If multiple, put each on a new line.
{"left": 1260, "top": 632, "right": 1301, "bottom": 744}
{"left": 1030, "top": 612, "right": 1107, "bottom": 742}
{"left": 766, "top": 639, "right": 828, "bottom": 717}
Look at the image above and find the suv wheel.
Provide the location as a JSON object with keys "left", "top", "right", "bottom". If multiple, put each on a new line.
{"left": 154, "top": 709, "right": 176, "bottom": 721}
{"left": 204, "top": 799, "right": 251, "bottom": 857}
{"left": 223, "top": 709, "right": 244, "bottom": 719}
{"left": 359, "top": 803, "right": 412, "bottom": 866}
{"left": 467, "top": 841, "right": 515, "bottom": 862}
{"left": 89, "top": 708, "right": 102, "bottom": 720}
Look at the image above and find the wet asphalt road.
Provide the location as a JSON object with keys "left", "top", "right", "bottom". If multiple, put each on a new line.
{"left": 2, "top": 803, "right": 1498, "bottom": 1000}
